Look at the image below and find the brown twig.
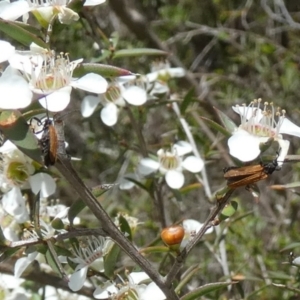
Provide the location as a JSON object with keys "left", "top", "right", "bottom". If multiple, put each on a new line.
{"left": 165, "top": 187, "right": 235, "bottom": 286}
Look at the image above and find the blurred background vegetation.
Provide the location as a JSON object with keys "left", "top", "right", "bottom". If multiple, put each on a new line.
{"left": 4, "top": 0, "right": 300, "bottom": 299}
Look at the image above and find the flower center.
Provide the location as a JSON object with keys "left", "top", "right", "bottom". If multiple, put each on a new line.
{"left": 74, "top": 236, "right": 105, "bottom": 267}
{"left": 117, "top": 287, "right": 139, "bottom": 300}
{"left": 6, "top": 161, "right": 30, "bottom": 186}
{"left": 31, "top": 53, "right": 73, "bottom": 92}
{"left": 158, "top": 150, "right": 180, "bottom": 171}
{"left": 105, "top": 85, "right": 122, "bottom": 103}
{"left": 238, "top": 99, "right": 286, "bottom": 138}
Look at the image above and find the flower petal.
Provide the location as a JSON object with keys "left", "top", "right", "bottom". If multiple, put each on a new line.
{"left": 279, "top": 117, "right": 300, "bottom": 137}
{"left": 14, "top": 252, "right": 38, "bottom": 278}
{"left": 167, "top": 67, "right": 185, "bottom": 78}
{"left": 2, "top": 187, "right": 26, "bottom": 217}
{"left": 0, "top": 0, "right": 30, "bottom": 21}
{"left": 100, "top": 103, "right": 118, "bottom": 126}
{"left": 128, "top": 272, "right": 150, "bottom": 285}
{"left": 71, "top": 73, "right": 108, "bottom": 94}
{"left": 173, "top": 141, "right": 192, "bottom": 156}
{"left": 0, "top": 40, "right": 15, "bottom": 63}
{"left": 228, "top": 129, "right": 261, "bottom": 161}
{"left": 29, "top": 173, "right": 56, "bottom": 197}
{"left": 183, "top": 219, "right": 213, "bottom": 234}
{"left": 277, "top": 139, "right": 290, "bottom": 167}
{"left": 68, "top": 267, "right": 88, "bottom": 291}
{"left": 84, "top": 0, "right": 106, "bottom": 5}
{"left": 293, "top": 257, "right": 300, "bottom": 266}
{"left": 146, "top": 71, "right": 159, "bottom": 82}
{"left": 81, "top": 95, "right": 100, "bottom": 117}
{"left": 39, "top": 86, "right": 72, "bottom": 112}
{"left": 119, "top": 173, "right": 137, "bottom": 190}
{"left": 138, "top": 158, "right": 160, "bottom": 175}
{"left": 9, "top": 51, "right": 43, "bottom": 75}
{"left": 0, "top": 67, "right": 32, "bottom": 109}
{"left": 123, "top": 86, "right": 147, "bottom": 106}
{"left": 182, "top": 156, "right": 204, "bottom": 173}
{"left": 181, "top": 219, "right": 213, "bottom": 248}
{"left": 57, "top": 7, "right": 79, "bottom": 24}
{"left": 232, "top": 106, "right": 263, "bottom": 122}
{"left": 150, "top": 81, "right": 169, "bottom": 94}
{"left": 140, "top": 282, "right": 166, "bottom": 300}
{"left": 165, "top": 170, "right": 184, "bottom": 189}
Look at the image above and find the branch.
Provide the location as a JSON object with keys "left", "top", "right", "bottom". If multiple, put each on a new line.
{"left": 54, "top": 120, "right": 180, "bottom": 300}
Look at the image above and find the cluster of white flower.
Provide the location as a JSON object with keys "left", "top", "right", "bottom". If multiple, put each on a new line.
{"left": 227, "top": 99, "right": 300, "bottom": 164}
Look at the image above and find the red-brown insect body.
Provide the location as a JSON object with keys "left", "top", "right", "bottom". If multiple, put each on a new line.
{"left": 224, "top": 157, "right": 280, "bottom": 188}
{"left": 40, "top": 119, "right": 58, "bottom": 166}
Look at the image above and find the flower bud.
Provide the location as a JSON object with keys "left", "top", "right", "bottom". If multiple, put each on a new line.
{"left": 161, "top": 225, "right": 184, "bottom": 247}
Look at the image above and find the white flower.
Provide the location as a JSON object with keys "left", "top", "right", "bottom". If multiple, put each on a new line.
{"left": 138, "top": 141, "right": 204, "bottom": 189}
{"left": 68, "top": 236, "right": 107, "bottom": 292}
{"left": 181, "top": 219, "right": 213, "bottom": 248}
{"left": 228, "top": 99, "right": 300, "bottom": 165}
{"left": 146, "top": 60, "right": 185, "bottom": 82}
{"left": 81, "top": 77, "right": 147, "bottom": 126}
{"left": 0, "top": 141, "right": 56, "bottom": 222}
{"left": 93, "top": 272, "right": 166, "bottom": 300}
{"left": 9, "top": 44, "right": 108, "bottom": 112}
{"left": 146, "top": 60, "right": 185, "bottom": 95}
{"left": 0, "top": 0, "right": 106, "bottom": 24}
{"left": 0, "top": 66, "right": 32, "bottom": 109}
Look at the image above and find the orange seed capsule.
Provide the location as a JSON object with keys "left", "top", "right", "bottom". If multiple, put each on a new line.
{"left": 161, "top": 225, "right": 185, "bottom": 246}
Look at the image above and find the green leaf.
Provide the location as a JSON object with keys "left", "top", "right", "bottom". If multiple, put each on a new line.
{"left": 0, "top": 19, "right": 48, "bottom": 48}
{"left": 280, "top": 242, "right": 300, "bottom": 252}
{"left": 214, "top": 106, "right": 237, "bottom": 133}
{"left": 73, "top": 63, "right": 134, "bottom": 78}
{"left": 180, "top": 88, "right": 195, "bottom": 114}
{"left": 123, "top": 177, "right": 150, "bottom": 192}
{"left": 0, "top": 247, "right": 19, "bottom": 263}
{"left": 45, "top": 249, "right": 60, "bottom": 276}
{"left": 220, "top": 200, "right": 238, "bottom": 221}
{"left": 179, "top": 183, "right": 202, "bottom": 194}
{"left": 118, "top": 215, "right": 132, "bottom": 241}
{"left": 53, "top": 245, "right": 72, "bottom": 257}
{"left": 201, "top": 116, "right": 231, "bottom": 138}
{"left": 113, "top": 48, "right": 169, "bottom": 58}
{"left": 68, "top": 200, "right": 86, "bottom": 225}
{"left": 175, "top": 266, "right": 201, "bottom": 293}
{"left": 181, "top": 281, "right": 236, "bottom": 300}
{"left": 12, "top": 21, "right": 44, "bottom": 38}
{"left": 268, "top": 271, "right": 292, "bottom": 281}
{"left": 104, "top": 242, "right": 120, "bottom": 278}
{"left": 0, "top": 110, "right": 43, "bottom": 164}
{"left": 91, "top": 184, "right": 116, "bottom": 198}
